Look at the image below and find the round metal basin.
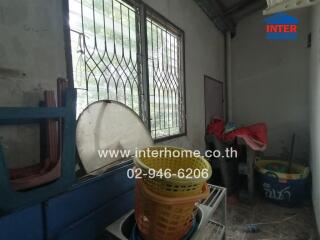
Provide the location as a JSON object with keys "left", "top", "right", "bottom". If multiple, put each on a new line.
{"left": 120, "top": 207, "right": 204, "bottom": 239}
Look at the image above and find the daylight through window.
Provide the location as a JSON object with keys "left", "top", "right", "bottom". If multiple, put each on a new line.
{"left": 69, "top": 0, "right": 185, "bottom": 140}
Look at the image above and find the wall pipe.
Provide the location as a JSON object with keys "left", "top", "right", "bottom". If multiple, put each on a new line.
{"left": 225, "top": 31, "right": 232, "bottom": 122}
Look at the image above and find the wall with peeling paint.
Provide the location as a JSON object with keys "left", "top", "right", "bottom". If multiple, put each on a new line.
{"left": 0, "top": 0, "right": 225, "bottom": 169}
{"left": 0, "top": 0, "right": 66, "bottom": 168}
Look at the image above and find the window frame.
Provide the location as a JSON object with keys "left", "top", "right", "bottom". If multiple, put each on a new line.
{"left": 63, "top": 0, "right": 187, "bottom": 142}
{"left": 144, "top": 4, "right": 187, "bottom": 142}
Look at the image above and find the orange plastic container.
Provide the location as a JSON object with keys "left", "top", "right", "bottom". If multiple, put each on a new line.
{"left": 135, "top": 180, "right": 209, "bottom": 240}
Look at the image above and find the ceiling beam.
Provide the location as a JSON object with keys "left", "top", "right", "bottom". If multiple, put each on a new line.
{"left": 194, "top": 0, "right": 236, "bottom": 34}
{"left": 225, "top": 0, "right": 258, "bottom": 15}
{"left": 232, "top": 0, "right": 266, "bottom": 22}
{"left": 194, "top": 0, "right": 266, "bottom": 36}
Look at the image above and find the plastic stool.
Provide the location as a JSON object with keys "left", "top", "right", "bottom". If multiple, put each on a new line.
{"left": 0, "top": 88, "right": 76, "bottom": 211}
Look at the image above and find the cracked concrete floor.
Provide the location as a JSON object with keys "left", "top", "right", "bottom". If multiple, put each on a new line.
{"left": 225, "top": 198, "right": 319, "bottom": 240}
{"left": 103, "top": 197, "right": 318, "bottom": 240}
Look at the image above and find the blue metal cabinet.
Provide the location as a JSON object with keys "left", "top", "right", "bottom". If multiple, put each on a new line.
{"left": 0, "top": 163, "right": 135, "bottom": 240}
{"left": 0, "top": 205, "right": 44, "bottom": 240}
{"left": 45, "top": 162, "right": 135, "bottom": 240}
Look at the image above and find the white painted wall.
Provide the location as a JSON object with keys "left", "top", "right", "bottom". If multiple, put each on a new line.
{"left": 310, "top": 3, "right": 320, "bottom": 232}
{"left": 231, "top": 9, "right": 310, "bottom": 163}
{"left": 143, "top": 0, "right": 225, "bottom": 151}
{"left": 0, "top": 0, "right": 224, "bottom": 167}
{"left": 0, "top": 0, "right": 66, "bottom": 168}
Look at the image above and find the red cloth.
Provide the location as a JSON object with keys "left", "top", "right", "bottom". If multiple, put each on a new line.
{"left": 207, "top": 119, "right": 268, "bottom": 151}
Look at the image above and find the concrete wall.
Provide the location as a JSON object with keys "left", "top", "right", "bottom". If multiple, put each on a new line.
{"left": 310, "top": 3, "right": 320, "bottom": 232}
{"left": 0, "top": 0, "right": 66, "bottom": 168}
{"left": 143, "top": 0, "right": 225, "bottom": 151}
{"left": 0, "top": 0, "right": 224, "bottom": 167}
{"left": 231, "top": 9, "right": 310, "bottom": 163}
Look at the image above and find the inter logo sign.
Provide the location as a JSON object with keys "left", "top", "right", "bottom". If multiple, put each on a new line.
{"left": 264, "top": 12, "right": 299, "bottom": 40}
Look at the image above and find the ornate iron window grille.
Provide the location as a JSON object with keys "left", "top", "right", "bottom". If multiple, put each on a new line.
{"left": 147, "top": 14, "right": 185, "bottom": 139}
{"left": 69, "top": 0, "right": 186, "bottom": 140}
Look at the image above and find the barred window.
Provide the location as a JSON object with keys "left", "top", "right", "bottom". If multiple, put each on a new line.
{"left": 147, "top": 13, "right": 185, "bottom": 139}
{"left": 68, "top": 0, "right": 186, "bottom": 140}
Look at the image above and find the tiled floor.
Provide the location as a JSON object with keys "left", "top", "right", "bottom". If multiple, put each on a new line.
{"left": 225, "top": 198, "right": 319, "bottom": 240}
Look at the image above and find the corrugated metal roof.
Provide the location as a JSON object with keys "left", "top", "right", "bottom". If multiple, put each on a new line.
{"left": 194, "top": 0, "right": 266, "bottom": 35}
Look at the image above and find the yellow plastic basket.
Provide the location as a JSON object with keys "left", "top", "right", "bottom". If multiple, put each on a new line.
{"left": 134, "top": 146, "right": 212, "bottom": 197}
{"left": 135, "top": 180, "right": 209, "bottom": 240}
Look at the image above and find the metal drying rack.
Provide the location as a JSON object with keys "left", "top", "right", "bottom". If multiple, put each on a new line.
{"left": 192, "top": 184, "right": 227, "bottom": 240}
